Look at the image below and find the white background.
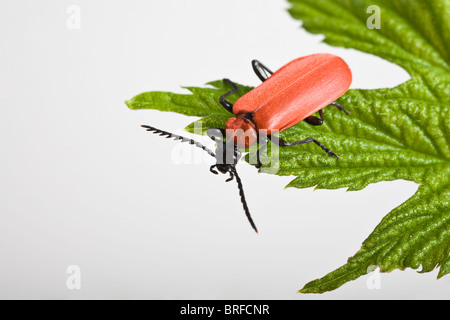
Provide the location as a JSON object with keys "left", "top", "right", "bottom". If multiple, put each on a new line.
{"left": 1, "top": 0, "right": 449, "bottom": 299}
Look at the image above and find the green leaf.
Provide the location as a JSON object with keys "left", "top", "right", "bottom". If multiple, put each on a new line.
{"left": 126, "top": 0, "right": 450, "bottom": 293}
{"left": 287, "top": 0, "right": 450, "bottom": 293}
{"left": 300, "top": 178, "right": 450, "bottom": 293}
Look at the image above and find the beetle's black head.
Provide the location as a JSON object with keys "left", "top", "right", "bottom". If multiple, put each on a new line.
{"left": 209, "top": 139, "right": 242, "bottom": 177}
{"left": 215, "top": 164, "right": 231, "bottom": 174}
{"left": 214, "top": 139, "right": 242, "bottom": 167}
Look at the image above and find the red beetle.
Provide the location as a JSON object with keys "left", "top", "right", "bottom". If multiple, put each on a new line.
{"left": 208, "top": 53, "right": 352, "bottom": 169}
{"left": 141, "top": 54, "right": 352, "bottom": 233}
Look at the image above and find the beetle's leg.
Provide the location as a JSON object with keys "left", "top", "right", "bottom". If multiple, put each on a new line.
{"left": 330, "top": 102, "right": 350, "bottom": 115}
{"left": 269, "top": 135, "right": 339, "bottom": 159}
{"left": 304, "top": 101, "right": 349, "bottom": 126}
{"left": 226, "top": 170, "right": 234, "bottom": 182}
{"left": 210, "top": 165, "right": 219, "bottom": 175}
{"left": 255, "top": 136, "right": 269, "bottom": 169}
{"left": 304, "top": 109, "right": 324, "bottom": 126}
{"left": 219, "top": 79, "right": 240, "bottom": 113}
{"left": 252, "top": 60, "right": 274, "bottom": 82}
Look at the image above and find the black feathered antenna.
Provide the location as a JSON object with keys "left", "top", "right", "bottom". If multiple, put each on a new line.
{"left": 141, "top": 124, "right": 258, "bottom": 233}
{"left": 229, "top": 166, "right": 258, "bottom": 233}
{"left": 141, "top": 125, "right": 216, "bottom": 158}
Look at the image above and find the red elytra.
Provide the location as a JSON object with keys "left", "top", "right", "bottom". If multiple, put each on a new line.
{"left": 225, "top": 53, "right": 352, "bottom": 148}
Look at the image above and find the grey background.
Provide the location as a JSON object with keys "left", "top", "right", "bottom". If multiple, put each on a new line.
{"left": 1, "top": 0, "right": 449, "bottom": 299}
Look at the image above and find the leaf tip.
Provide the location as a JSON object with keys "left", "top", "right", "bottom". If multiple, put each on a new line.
{"left": 297, "top": 286, "right": 322, "bottom": 294}
{"left": 125, "top": 99, "right": 133, "bottom": 109}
